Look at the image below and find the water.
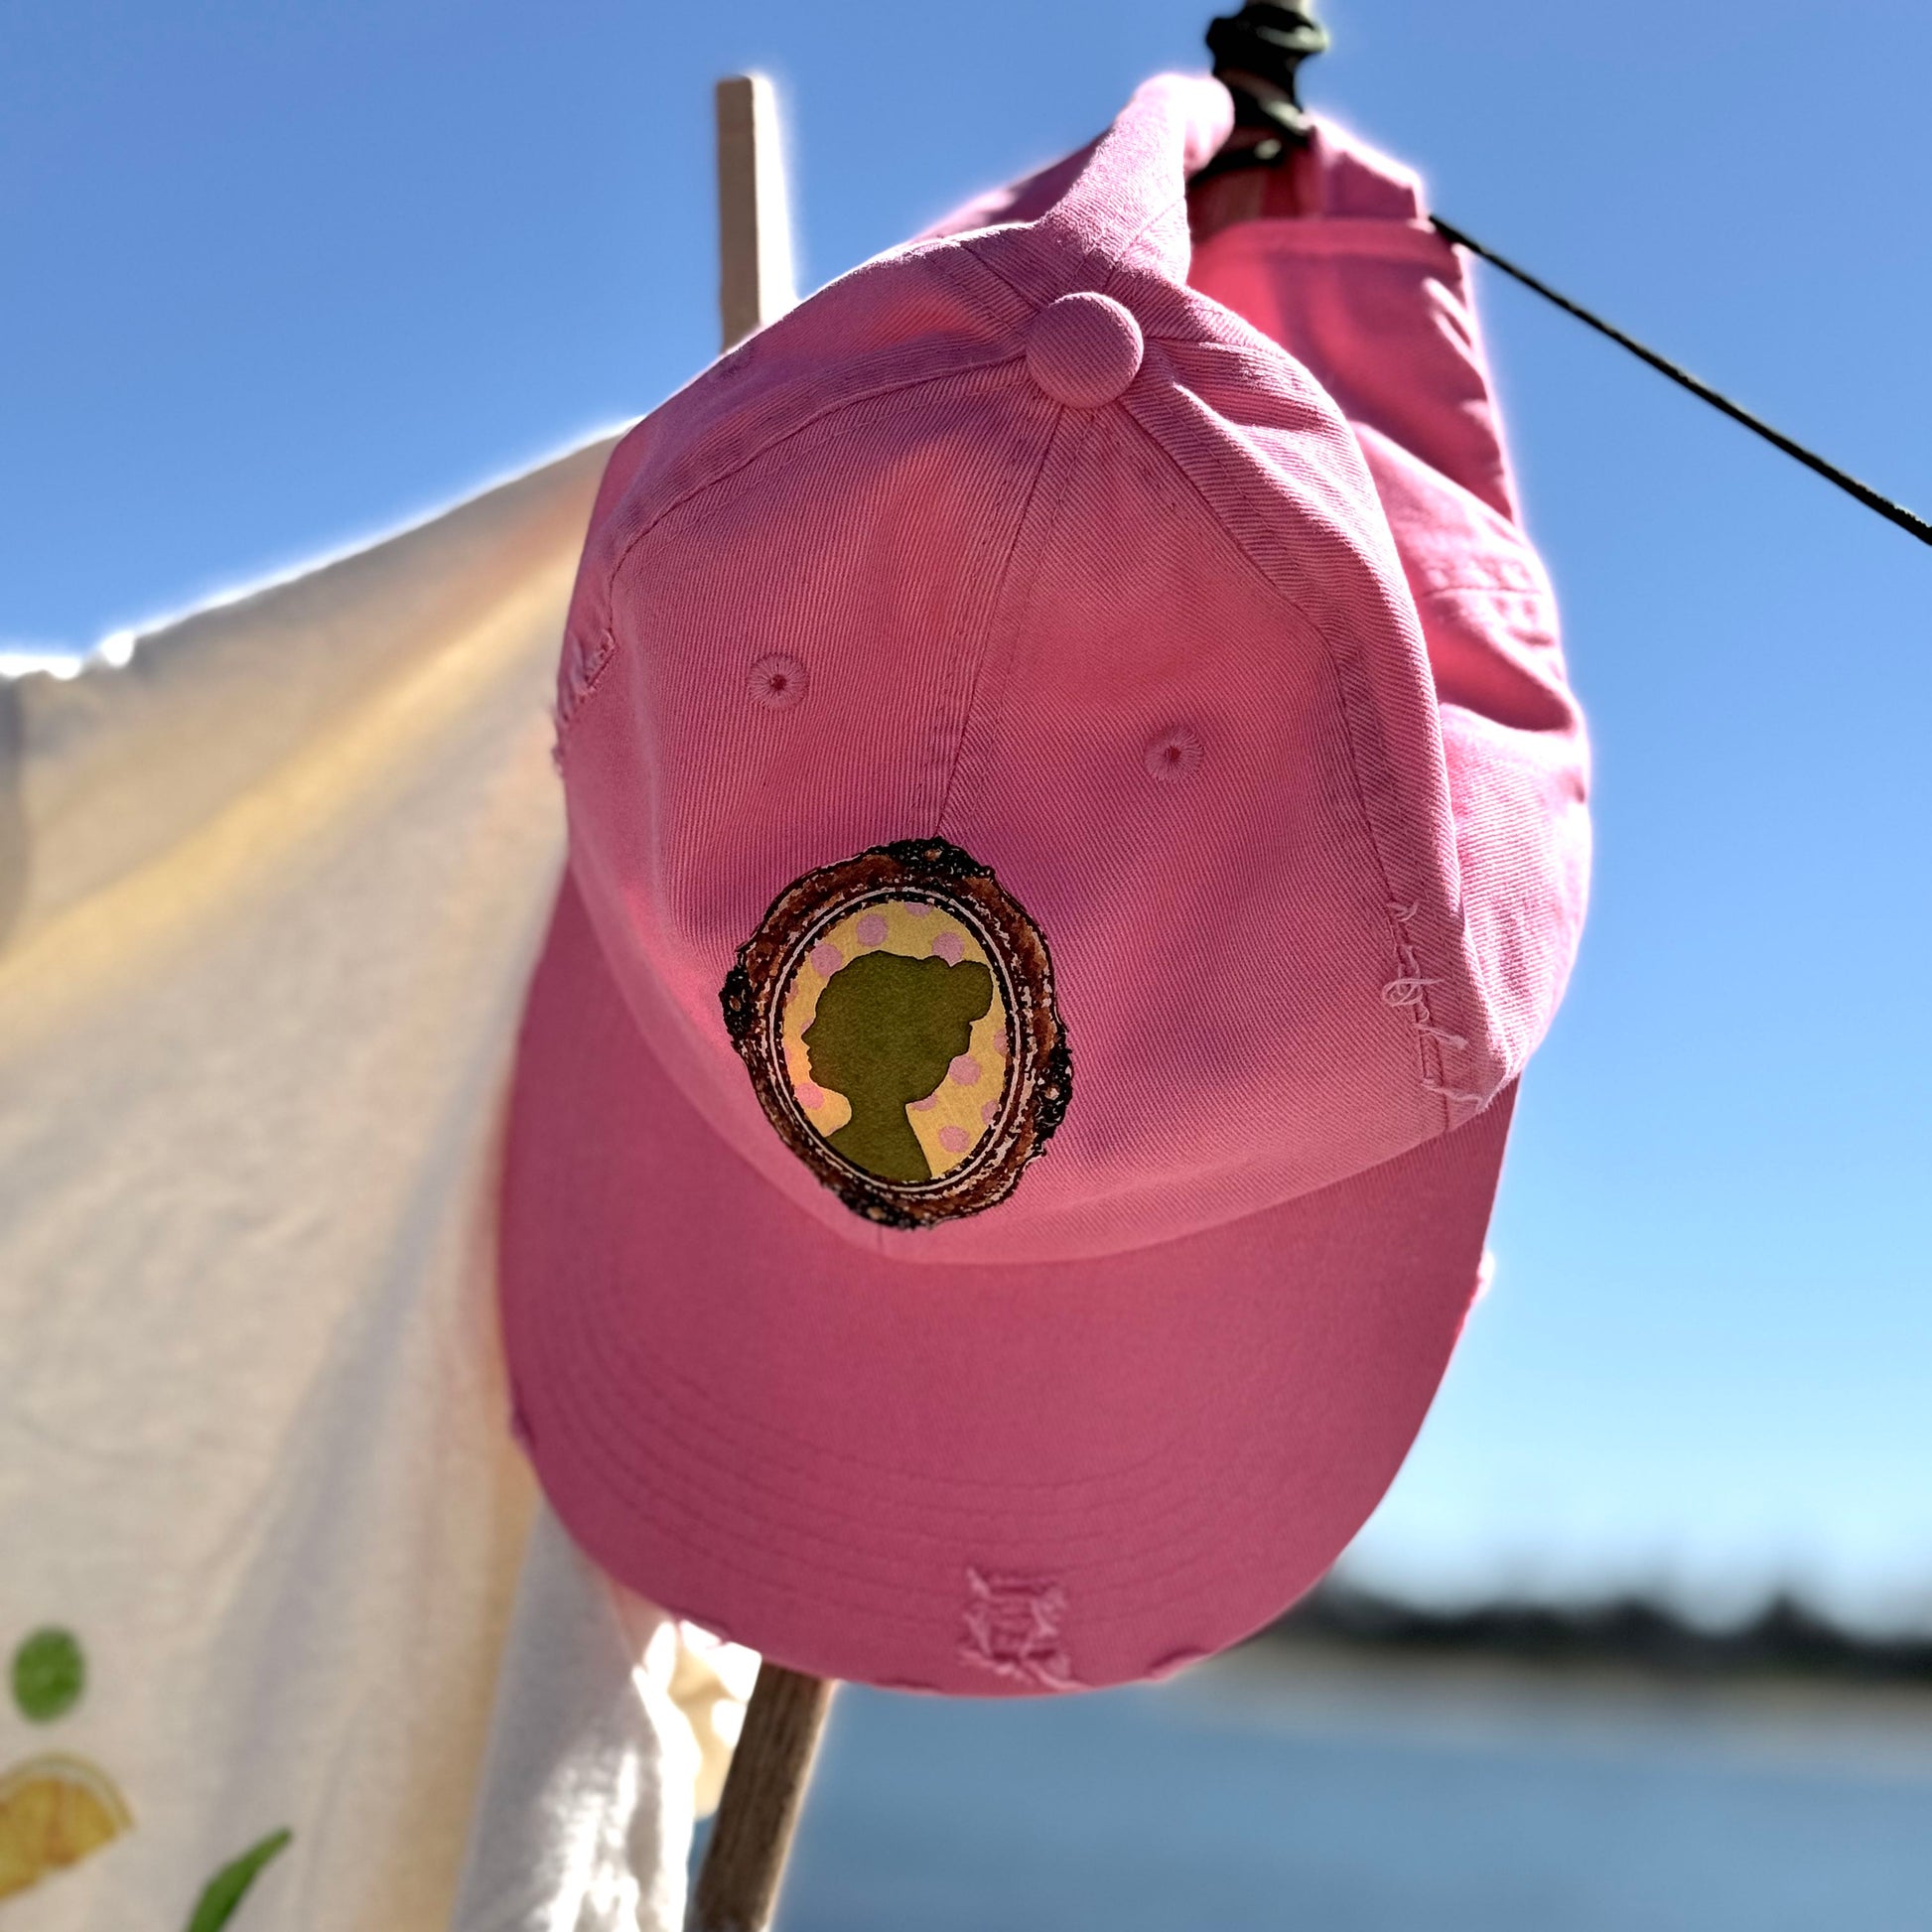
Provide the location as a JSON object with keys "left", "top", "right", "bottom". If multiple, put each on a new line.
{"left": 759, "top": 1648, "right": 1932, "bottom": 1930}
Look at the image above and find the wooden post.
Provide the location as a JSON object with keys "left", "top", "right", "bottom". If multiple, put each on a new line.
{"left": 693, "top": 99, "right": 824, "bottom": 1928}
{"left": 690, "top": 1662, "right": 835, "bottom": 1932}
{"left": 715, "top": 73, "right": 797, "bottom": 352}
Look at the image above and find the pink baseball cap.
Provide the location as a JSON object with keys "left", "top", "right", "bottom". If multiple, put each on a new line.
{"left": 500, "top": 74, "right": 1588, "bottom": 1694}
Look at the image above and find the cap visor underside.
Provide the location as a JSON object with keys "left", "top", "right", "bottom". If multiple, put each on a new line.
{"left": 499, "top": 873, "right": 1514, "bottom": 1694}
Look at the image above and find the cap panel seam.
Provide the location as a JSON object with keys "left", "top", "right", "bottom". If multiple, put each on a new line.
{"left": 1098, "top": 188, "right": 1194, "bottom": 292}
{"left": 911, "top": 232, "right": 1040, "bottom": 325}
{"left": 933, "top": 410, "right": 1085, "bottom": 830}
{"left": 958, "top": 184, "right": 1190, "bottom": 315}
{"left": 958, "top": 231, "right": 1047, "bottom": 311}
{"left": 600, "top": 351, "right": 1025, "bottom": 613}
{"left": 1114, "top": 404, "right": 1454, "bottom": 1129}
{"left": 554, "top": 354, "right": 1025, "bottom": 759}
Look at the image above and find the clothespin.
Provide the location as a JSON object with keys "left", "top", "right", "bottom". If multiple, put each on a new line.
{"left": 1194, "top": 1, "right": 1329, "bottom": 181}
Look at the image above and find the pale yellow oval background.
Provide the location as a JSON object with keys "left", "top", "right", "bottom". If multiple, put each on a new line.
{"left": 778, "top": 897, "right": 1011, "bottom": 1181}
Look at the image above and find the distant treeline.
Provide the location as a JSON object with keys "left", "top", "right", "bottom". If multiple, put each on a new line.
{"left": 1264, "top": 1583, "right": 1932, "bottom": 1687}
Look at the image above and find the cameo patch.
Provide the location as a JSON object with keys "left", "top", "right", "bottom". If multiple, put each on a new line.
{"left": 720, "top": 839, "right": 1071, "bottom": 1227}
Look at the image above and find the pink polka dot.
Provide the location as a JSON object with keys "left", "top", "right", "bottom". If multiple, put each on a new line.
{"left": 908, "top": 1093, "right": 938, "bottom": 1112}
{"left": 902, "top": 899, "right": 933, "bottom": 918}
{"left": 796, "top": 1082, "right": 826, "bottom": 1110}
{"left": 855, "top": 911, "right": 889, "bottom": 947}
{"left": 981, "top": 1098, "right": 1000, "bottom": 1125}
{"left": 931, "top": 930, "right": 964, "bottom": 964}
{"left": 937, "top": 1125, "right": 971, "bottom": 1154}
{"left": 809, "top": 942, "right": 843, "bottom": 978}
{"left": 948, "top": 1054, "right": 980, "bottom": 1085}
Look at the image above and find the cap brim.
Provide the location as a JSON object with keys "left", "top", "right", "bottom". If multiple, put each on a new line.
{"left": 500, "top": 874, "right": 1514, "bottom": 1694}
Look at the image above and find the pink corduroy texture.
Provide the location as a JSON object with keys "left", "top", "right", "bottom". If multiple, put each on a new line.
{"left": 501, "top": 75, "right": 1589, "bottom": 1694}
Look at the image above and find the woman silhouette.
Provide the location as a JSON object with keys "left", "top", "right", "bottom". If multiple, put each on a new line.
{"left": 802, "top": 948, "right": 995, "bottom": 1183}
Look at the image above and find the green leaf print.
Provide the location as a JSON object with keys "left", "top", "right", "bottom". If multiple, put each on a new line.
{"left": 183, "top": 1828, "right": 292, "bottom": 1932}
{"left": 10, "top": 1628, "right": 84, "bottom": 1724}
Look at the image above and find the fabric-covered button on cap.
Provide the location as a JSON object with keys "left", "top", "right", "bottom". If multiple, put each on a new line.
{"left": 1026, "top": 293, "right": 1144, "bottom": 408}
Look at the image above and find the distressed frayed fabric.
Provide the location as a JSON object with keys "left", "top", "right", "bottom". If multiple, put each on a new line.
{"left": 502, "top": 75, "right": 1588, "bottom": 1695}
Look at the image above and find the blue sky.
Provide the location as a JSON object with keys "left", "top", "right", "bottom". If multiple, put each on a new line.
{"left": 5, "top": 0, "right": 1927, "bottom": 1625}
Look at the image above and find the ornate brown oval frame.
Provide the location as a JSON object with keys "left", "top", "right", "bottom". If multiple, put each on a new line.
{"left": 720, "top": 837, "right": 1072, "bottom": 1229}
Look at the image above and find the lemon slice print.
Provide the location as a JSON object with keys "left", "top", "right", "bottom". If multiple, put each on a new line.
{"left": 0, "top": 1751, "right": 134, "bottom": 1900}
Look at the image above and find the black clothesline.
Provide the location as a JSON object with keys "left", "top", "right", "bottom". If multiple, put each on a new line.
{"left": 1205, "top": 1, "right": 1932, "bottom": 552}
{"left": 1429, "top": 215, "right": 1932, "bottom": 550}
